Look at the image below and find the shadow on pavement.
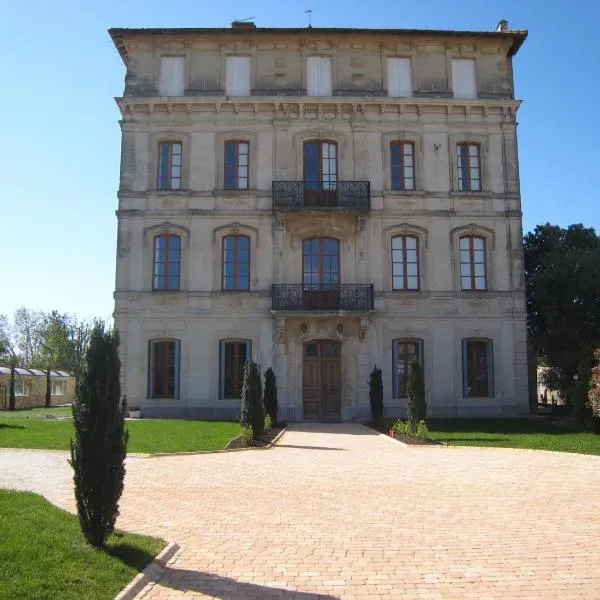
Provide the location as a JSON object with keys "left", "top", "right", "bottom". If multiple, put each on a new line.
{"left": 276, "top": 444, "right": 345, "bottom": 451}
{"left": 154, "top": 567, "right": 339, "bottom": 599}
{"left": 287, "top": 423, "right": 376, "bottom": 435}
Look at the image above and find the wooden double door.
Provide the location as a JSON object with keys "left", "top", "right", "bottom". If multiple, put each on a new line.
{"left": 302, "top": 340, "right": 341, "bottom": 421}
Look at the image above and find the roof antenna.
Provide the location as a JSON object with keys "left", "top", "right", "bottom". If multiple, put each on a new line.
{"left": 305, "top": 9, "right": 313, "bottom": 28}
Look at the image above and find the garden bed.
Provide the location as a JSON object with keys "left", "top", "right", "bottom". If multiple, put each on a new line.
{"left": 225, "top": 425, "right": 286, "bottom": 450}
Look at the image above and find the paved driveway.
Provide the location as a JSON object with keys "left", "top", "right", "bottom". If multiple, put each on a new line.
{"left": 2, "top": 423, "right": 600, "bottom": 599}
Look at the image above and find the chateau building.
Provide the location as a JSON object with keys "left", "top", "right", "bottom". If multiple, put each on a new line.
{"left": 109, "top": 21, "right": 529, "bottom": 420}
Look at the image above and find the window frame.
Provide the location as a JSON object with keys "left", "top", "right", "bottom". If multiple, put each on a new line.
{"left": 219, "top": 339, "right": 252, "bottom": 399}
{"left": 303, "top": 140, "right": 338, "bottom": 190}
{"left": 391, "top": 234, "right": 420, "bottom": 291}
{"left": 224, "top": 140, "right": 250, "bottom": 190}
{"left": 152, "top": 233, "right": 182, "bottom": 291}
{"left": 390, "top": 141, "right": 416, "bottom": 191}
{"left": 462, "top": 338, "right": 494, "bottom": 398}
{"left": 302, "top": 237, "right": 341, "bottom": 289}
{"left": 392, "top": 338, "right": 424, "bottom": 399}
{"left": 13, "top": 378, "right": 28, "bottom": 397}
{"left": 222, "top": 234, "right": 251, "bottom": 291}
{"left": 459, "top": 235, "right": 487, "bottom": 291}
{"left": 148, "top": 339, "right": 180, "bottom": 400}
{"left": 51, "top": 380, "right": 65, "bottom": 396}
{"left": 456, "top": 142, "right": 482, "bottom": 192}
{"left": 157, "top": 140, "right": 183, "bottom": 191}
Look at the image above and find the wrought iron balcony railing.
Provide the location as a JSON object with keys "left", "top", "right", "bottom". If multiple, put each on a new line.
{"left": 272, "top": 181, "right": 371, "bottom": 211}
{"left": 272, "top": 284, "right": 374, "bottom": 311}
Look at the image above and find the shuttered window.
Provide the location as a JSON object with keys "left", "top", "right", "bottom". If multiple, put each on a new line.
{"left": 387, "top": 57, "right": 413, "bottom": 97}
{"left": 158, "top": 56, "right": 186, "bottom": 96}
{"left": 451, "top": 59, "right": 477, "bottom": 99}
{"left": 225, "top": 56, "right": 251, "bottom": 96}
{"left": 307, "top": 56, "right": 332, "bottom": 96}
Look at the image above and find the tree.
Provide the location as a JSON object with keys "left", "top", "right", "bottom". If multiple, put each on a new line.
{"left": 263, "top": 367, "right": 278, "bottom": 425}
{"left": 524, "top": 223, "right": 600, "bottom": 419}
{"left": 407, "top": 360, "right": 426, "bottom": 434}
{"left": 69, "top": 324, "right": 128, "bottom": 548}
{"left": 368, "top": 366, "right": 384, "bottom": 423}
{"left": 13, "top": 307, "right": 43, "bottom": 365}
{"left": 240, "top": 360, "right": 264, "bottom": 439}
{"left": 587, "top": 349, "right": 600, "bottom": 431}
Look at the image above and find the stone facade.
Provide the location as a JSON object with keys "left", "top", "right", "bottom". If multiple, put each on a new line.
{"left": 110, "top": 23, "right": 529, "bottom": 420}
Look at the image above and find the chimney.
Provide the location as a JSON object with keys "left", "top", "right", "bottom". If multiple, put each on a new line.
{"left": 496, "top": 19, "right": 509, "bottom": 32}
{"left": 231, "top": 20, "right": 256, "bottom": 31}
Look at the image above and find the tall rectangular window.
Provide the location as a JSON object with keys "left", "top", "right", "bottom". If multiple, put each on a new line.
{"left": 158, "top": 142, "right": 182, "bottom": 190}
{"left": 222, "top": 235, "right": 250, "bottom": 290}
{"left": 459, "top": 236, "right": 486, "bottom": 291}
{"left": 392, "top": 339, "right": 423, "bottom": 398}
{"left": 219, "top": 340, "right": 252, "bottom": 399}
{"left": 224, "top": 141, "right": 249, "bottom": 189}
{"left": 463, "top": 339, "right": 493, "bottom": 398}
{"left": 307, "top": 56, "right": 332, "bottom": 96}
{"left": 392, "top": 235, "right": 419, "bottom": 290}
{"left": 153, "top": 234, "right": 181, "bottom": 290}
{"left": 225, "top": 56, "right": 251, "bottom": 96}
{"left": 159, "top": 56, "right": 186, "bottom": 96}
{"left": 451, "top": 59, "right": 477, "bottom": 99}
{"left": 457, "top": 143, "right": 481, "bottom": 191}
{"left": 390, "top": 141, "right": 415, "bottom": 191}
{"left": 387, "top": 57, "right": 412, "bottom": 97}
{"left": 149, "top": 340, "right": 180, "bottom": 399}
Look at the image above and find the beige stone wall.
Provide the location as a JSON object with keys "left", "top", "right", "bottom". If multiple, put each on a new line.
{"left": 113, "top": 27, "right": 528, "bottom": 419}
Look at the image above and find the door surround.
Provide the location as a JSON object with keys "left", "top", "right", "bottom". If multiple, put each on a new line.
{"left": 302, "top": 339, "right": 342, "bottom": 421}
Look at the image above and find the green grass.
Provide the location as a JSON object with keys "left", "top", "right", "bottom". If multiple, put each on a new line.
{"left": 0, "top": 489, "right": 164, "bottom": 600}
{"left": 0, "top": 408, "right": 241, "bottom": 453}
{"left": 427, "top": 418, "right": 600, "bottom": 455}
{"left": 0, "top": 406, "right": 72, "bottom": 419}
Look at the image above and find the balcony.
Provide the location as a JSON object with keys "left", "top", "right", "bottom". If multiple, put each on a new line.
{"left": 272, "top": 284, "right": 374, "bottom": 312}
{"left": 272, "top": 181, "right": 370, "bottom": 211}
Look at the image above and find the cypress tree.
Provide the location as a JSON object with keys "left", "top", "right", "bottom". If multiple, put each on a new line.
{"left": 368, "top": 365, "right": 384, "bottom": 423}
{"left": 45, "top": 367, "right": 51, "bottom": 408}
{"left": 240, "top": 360, "right": 264, "bottom": 439}
{"left": 69, "top": 324, "right": 128, "bottom": 548}
{"left": 8, "top": 357, "right": 16, "bottom": 411}
{"left": 407, "top": 360, "right": 426, "bottom": 435}
{"left": 263, "top": 367, "right": 278, "bottom": 425}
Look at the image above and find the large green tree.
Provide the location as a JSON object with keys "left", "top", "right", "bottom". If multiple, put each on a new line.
{"left": 524, "top": 223, "right": 600, "bottom": 417}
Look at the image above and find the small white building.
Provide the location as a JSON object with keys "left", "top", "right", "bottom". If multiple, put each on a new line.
{"left": 110, "top": 21, "right": 529, "bottom": 420}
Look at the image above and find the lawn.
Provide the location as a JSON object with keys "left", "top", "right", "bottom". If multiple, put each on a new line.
{"left": 0, "top": 407, "right": 241, "bottom": 453}
{"left": 428, "top": 418, "right": 600, "bottom": 455}
{"left": 0, "top": 489, "right": 164, "bottom": 600}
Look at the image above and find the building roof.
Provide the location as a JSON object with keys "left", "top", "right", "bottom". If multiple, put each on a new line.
{"left": 0, "top": 367, "right": 72, "bottom": 377}
{"left": 109, "top": 26, "right": 527, "bottom": 64}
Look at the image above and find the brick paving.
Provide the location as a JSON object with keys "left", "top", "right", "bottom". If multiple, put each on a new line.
{"left": 2, "top": 423, "right": 600, "bottom": 599}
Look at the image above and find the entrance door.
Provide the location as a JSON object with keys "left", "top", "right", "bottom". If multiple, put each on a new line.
{"left": 302, "top": 340, "right": 341, "bottom": 420}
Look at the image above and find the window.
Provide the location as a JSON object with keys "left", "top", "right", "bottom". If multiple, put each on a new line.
{"left": 390, "top": 142, "right": 415, "bottom": 191}
{"left": 303, "top": 141, "right": 337, "bottom": 206}
{"left": 157, "top": 142, "right": 182, "bottom": 190}
{"left": 392, "top": 339, "right": 423, "bottom": 398}
{"left": 158, "top": 56, "right": 186, "bottom": 96}
{"left": 387, "top": 57, "right": 412, "bottom": 97}
{"left": 224, "top": 141, "right": 249, "bottom": 189}
{"left": 459, "top": 236, "right": 486, "bottom": 290}
{"left": 153, "top": 234, "right": 181, "bottom": 290}
{"left": 219, "top": 340, "right": 252, "bottom": 399}
{"left": 462, "top": 339, "right": 493, "bottom": 398}
{"left": 51, "top": 380, "right": 65, "bottom": 396}
{"left": 451, "top": 58, "right": 477, "bottom": 99}
{"left": 307, "top": 56, "right": 332, "bottom": 96}
{"left": 13, "top": 379, "right": 29, "bottom": 396}
{"left": 225, "top": 56, "right": 251, "bottom": 96}
{"left": 222, "top": 235, "right": 250, "bottom": 290}
{"left": 148, "top": 340, "right": 180, "bottom": 399}
{"left": 391, "top": 235, "right": 419, "bottom": 290}
{"left": 457, "top": 143, "right": 481, "bottom": 192}
{"left": 303, "top": 237, "right": 340, "bottom": 289}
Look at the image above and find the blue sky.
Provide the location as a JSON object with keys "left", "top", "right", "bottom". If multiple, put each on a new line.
{"left": 2, "top": 0, "right": 599, "bottom": 321}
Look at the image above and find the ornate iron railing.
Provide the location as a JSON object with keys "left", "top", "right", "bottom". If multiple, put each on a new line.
{"left": 272, "top": 181, "right": 371, "bottom": 210}
{"left": 272, "top": 284, "right": 374, "bottom": 311}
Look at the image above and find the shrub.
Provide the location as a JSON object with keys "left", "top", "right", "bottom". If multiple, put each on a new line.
{"left": 263, "top": 367, "right": 278, "bottom": 425}
{"left": 392, "top": 419, "right": 408, "bottom": 436}
{"left": 240, "top": 426, "right": 254, "bottom": 446}
{"left": 588, "top": 349, "right": 600, "bottom": 418}
{"left": 240, "top": 360, "right": 264, "bottom": 439}
{"left": 264, "top": 414, "right": 273, "bottom": 432}
{"left": 69, "top": 324, "right": 128, "bottom": 548}
{"left": 368, "top": 365, "right": 384, "bottom": 423}
{"left": 416, "top": 420, "right": 430, "bottom": 439}
{"left": 407, "top": 360, "right": 426, "bottom": 435}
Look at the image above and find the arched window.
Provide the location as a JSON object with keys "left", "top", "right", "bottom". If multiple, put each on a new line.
{"left": 459, "top": 236, "right": 486, "bottom": 290}
{"left": 152, "top": 234, "right": 181, "bottom": 290}
{"left": 148, "top": 339, "right": 180, "bottom": 399}
{"left": 391, "top": 235, "right": 419, "bottom": 290}
{"left": 222, "top": 235, "right": 250, "bottom": 290}
{"left": 392, "top": 339, "right": 424, "bottom": 398}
